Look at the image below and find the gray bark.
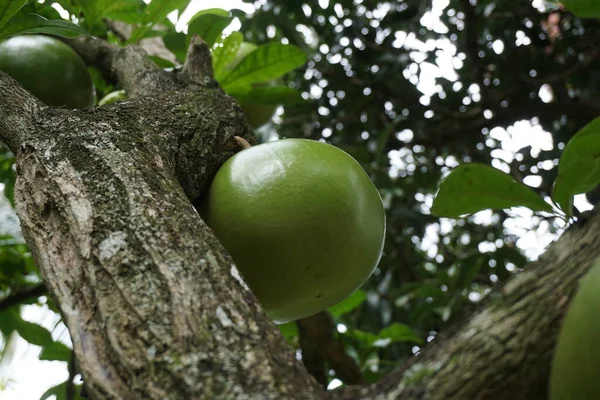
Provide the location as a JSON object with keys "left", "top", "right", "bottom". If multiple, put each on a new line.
{"left": 0, "top": 34, "right": 598, "bottom": 400}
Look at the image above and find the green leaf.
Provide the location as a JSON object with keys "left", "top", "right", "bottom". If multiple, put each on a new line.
{"left": 213, "top": 32, "right": 243, "bottom": 80}
{"left": 0, "top": 12, "right": 89, "bottom": 39}
{"left": 16, "top": 320, "right": 53, "bottom": 347}
{"left": 105, "top": 0, "right": 145, "bottom": 24}
{"left": 39, "top": 341, "right": 71, "bottom": 362}
{"left": 562, "top": 0, "right": 600, "bottom": 19}
{"left": 0, "top": 0, "right": 27, "bottom": 29}
{"left": 220, "top": 42, "right": 307, "bottom": 90}
{"left": 328, "top": 290, "right": 367, "bottom": 318}
{"left": 40, "top": 382, "right": 66, "bottom": 400}
{"left": 375, "top": 323, "right": 423, "bottom": 346}
{"left": 0, "top": 309, "right": 20, "bottom": 335}
{"left": 0, "top": 247, "right": 25, "bottom": 277}
{"left": 277, "top": 322, "right": 298, "bottom": 343}
{"left": 454, "top": 255, "right": 484, "bottom": 291}
{"left": 346, "top": 323, "right": 422, "bottom": 348}
{"left": 149, "top": 55, "right": 175, "bottom": 68}
{"left": 129, "top": 0, "right": 189, "bottom": 43}
{"left": 231, "top": 85, "right": 304, "bottom": 106}
{"left": 187, "top": 8, "right": 232, "bottom": 48}
{"left": 163, "top": 31, "right": 187, "bottom": 63}
{"left": 431, "top": 163, "right": 553, "bottom": 218}
{"left": 552, "top": 116, "right": 600, "bottom": 216}
{"left": 77, "top": 0, "right": 144, "bottom": 28}
{"left": 142, "top": 0, "right": 189, "bottom": 24}
{"left": 40, "top": 381, "right": 83, "bottom": 400}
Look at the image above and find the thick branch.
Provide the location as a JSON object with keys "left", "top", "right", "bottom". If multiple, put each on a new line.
{"left": 297, "top": 312, "right": 363, "bottom": 386}
{"left": 183, "top": 35, "right": 216, "bottom": 86}
{"left": 66, "top": 36, "right": 179, "bottom": 97}
{"left": 0, "top": 283, "right": 46, "bottom": 312}
{"left": 14, "top": 84, "right": 317, "bottom": 399}
{"left": 339, "top": 209, "right": 600, "bottom": 400}
{"left": 0, "top": 71, "right": 42, "bottom": 153}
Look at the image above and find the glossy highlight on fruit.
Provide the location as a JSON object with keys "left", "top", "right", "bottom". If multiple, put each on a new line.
{"left": 549, "top": 260, "right": 600, "bottom": 399}
{"left": 200, "top": 139, "right": 386, "bottom": 323}
{"left": 0, "top": 35, "right": 94, "bottom": 108}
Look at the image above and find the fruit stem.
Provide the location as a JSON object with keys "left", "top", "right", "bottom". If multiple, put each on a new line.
{"left": 232, "top": 136, "right": 252, "bottom": 150}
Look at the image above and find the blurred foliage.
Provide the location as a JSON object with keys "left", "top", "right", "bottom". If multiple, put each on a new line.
{"left": 241, "top": 0, "right": 600, "bottom": 385}
{"left": 0, "top": 0, "right": 599, "bottom": 396}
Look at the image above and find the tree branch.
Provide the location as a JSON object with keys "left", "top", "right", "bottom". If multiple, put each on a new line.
{"left": 297, "top": 312, "right": 364, "bottom": 386}
{"left": 0, "top": 283, "right": 46, "bottom": 312}
{"left": 337, "top": 208, "right": 600, "bottom": 400}
{"left": 65, "top": 36, "right": 179, "bottom": 97}
{"left": 0, "top": 72, "right": 42, "bottom": 154}
{"left": 183, "top": 35, "right": 216, "bottom": 86}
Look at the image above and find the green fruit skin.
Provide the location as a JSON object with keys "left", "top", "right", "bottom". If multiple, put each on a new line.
{"left": 550, "top": 261, "right": 600, "bottom": 399}
{"left": 200, "top": 139, "right": 386, "bottom": 323}
{"left": 225, "top": 42, "right": 278, "bottom": 128}
{"left": 0, "top": 35, "right": 95, "bottom": 108}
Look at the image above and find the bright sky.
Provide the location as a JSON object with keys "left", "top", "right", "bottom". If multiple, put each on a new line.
{"left": 2, "top": 0, "right": 593, "bottom": 398}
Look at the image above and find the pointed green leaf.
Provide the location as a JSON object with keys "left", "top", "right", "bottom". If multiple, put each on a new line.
{"left": 431, "top": 163, "right": 553, "bottom": 218}
{"left": 562, "top": 0, "right": 600, "bottom": 19}
{"left": 16, "top": 320, "right": 53, "bottom": 346}
{"left": 163, "top": 31, "right": 187, "bottom": 63}
{"left": 328, "top": 290, "right": 366, "bottom": 317}
{"left": 213, "top": 32, "right": 243, "bottom": 81}
{"left": 0, "top": 309, "right": 19, "bottom": 335}
{"left": 375, "top": 323, "right": 423, "bottom": 346}
{"left": 0, "top": 0, "right": 27, "bottom": 29}
{"left": 0, "top": 13, "right": 89, "bottom": 39}
{"left": 220, "top": 42, "right": 307, "bottom": 89}
{"left": 129, "top": 0, "right": 190, "bottom": 43}
{"left": 552, "top": 116, "right": 600, "bottom": 217}
{"left": 39, "top": 341, "right": 71, "bottom": 362}
{"left": 76, "top": 0, "right": 144, "bottom": 28}
{"left": 455, "top": 255, "right": 484, "bottom": 291}
{"left": 187, "top": 8, "right": 232, "bottom": 48}
{"left": 40, "top": 382, "right": 66, "bottom": 400}
{"left": 142, "top": 0, "right": 190, "bottom": 24}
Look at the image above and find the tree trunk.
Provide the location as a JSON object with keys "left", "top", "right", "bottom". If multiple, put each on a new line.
{"left": 0, "top": 35, "right": 597, "bottom": 400}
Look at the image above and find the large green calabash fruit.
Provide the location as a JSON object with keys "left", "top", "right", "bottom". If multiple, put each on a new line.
{"left": 0, "top": 35, "right": 95, "bottom": 109}
{"left": 549, "top": 260, "right": 600, "bottom": 399}
{"left": 225, "top": 42, "right": 278, "bottom": 129}
{"left": 200, "top": 139, "right": 386, "bottom": 323}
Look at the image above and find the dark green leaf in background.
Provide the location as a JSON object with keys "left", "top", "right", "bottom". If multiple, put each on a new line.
{"left": 561, "top": 0, "right": 600, "bottom": 19}
{"left": 0, "top": 12, "right": 89, "bottom": 39}
{"left": 0, "top": 0, "right": 27, "bottom": 29}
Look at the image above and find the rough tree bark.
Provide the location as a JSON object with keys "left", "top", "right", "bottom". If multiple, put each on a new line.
{"left": 0, "top": 34, "right": 598, "bottom": 400}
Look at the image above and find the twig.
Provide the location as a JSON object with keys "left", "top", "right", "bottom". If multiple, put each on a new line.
{"left": 0, "top": 283, "right": 46, "bottom": 312}
{"left": 297, "top": 312, "right": 364, "bottom": 386}
{"left": 0, "top": 72, "right": 43, "bottom": 153}
{"left": 183, "top": 35, "right": 216, "bottom": 87}
{"left": 66, "top": 350, "right": 77, "bottom": 400}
